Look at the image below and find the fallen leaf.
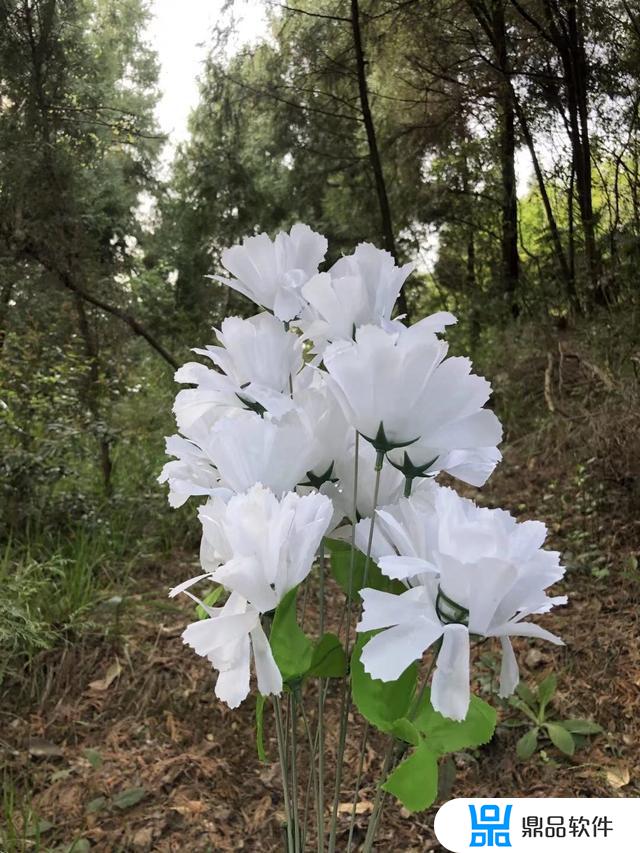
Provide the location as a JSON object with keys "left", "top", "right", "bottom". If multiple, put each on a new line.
{"left": 112, "top": 787, "right": 146, "bottom": 810}
{"left": 28, "top": 738, "right": 64, "bottom": 758}
{"left": 337, "top": 801, "right": 373, "bottom": 815}
{"left": 605, "top": 766, "right": 630, "bottom": 789}
{"left": 89, "top": 659, "right": 122, "bottom": 692}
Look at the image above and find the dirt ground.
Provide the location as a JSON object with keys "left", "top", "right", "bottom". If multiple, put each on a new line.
{"left": 3, "top": 442, "right": 639, "bottom": 852}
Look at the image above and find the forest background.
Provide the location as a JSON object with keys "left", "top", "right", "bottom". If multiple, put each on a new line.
{"left": 1, "top": 1, "right": 639, "bottom": 850}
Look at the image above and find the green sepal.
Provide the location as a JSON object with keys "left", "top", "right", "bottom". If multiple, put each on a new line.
{"left": 382, "top": 740, "right": 439, "bottom": 812}
{"left": 413, "top": 689, "right": 497, "bottom": 755}
{"left": 308, "top": 633, "right": 347, "bottom": 678}
{"left": 360, "top": 421, "right": 419, "bottom": 455}
{"left": 326, "top": 538, "right": 404, "bottom": 598}
{"left": 350, "top": 632, "right": 418, "bottom": 732}
{"left": 269, "top": 586, "right": 313, "bottom": 682}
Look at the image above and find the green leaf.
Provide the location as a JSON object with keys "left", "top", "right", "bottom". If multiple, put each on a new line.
{"left": 414, "top": 691, "right": 497, "bottom": 755}
{"left": 382, "top": 740, "right": 439, "bottom": 812}
{"left": 545, "top": 722, "right": 575, "bottom": 755}
{"left": 66, "top": 840, "right": 91, "bottom": 853}
{"left": 388, "top": 718, "right": 421, "bottom": 746}
{"left": 196, "top": 585, "right": 223, "bottom": 620}
{"left": 86, "top": 796, "right": 107, "bottom": 814}
{"left": 25, "top": 818, "right": 54, "bottom": 837}
{"left": 326, "top": 538, "right": 404, "bottom": 597}
{"left": 255, "top": 695, "right": 267, "bottom": 761}
{"left": 350, "top": 633, "right": 417, "bottom": 731}
{"left": 560, "top": 719, "right": 603, "bottom": 735}
{"left": 437, "top": 755, "right": 457, "bottom": 802}
{"left": 84, "top": 748, "right": 102, "bottom": 769}
{"left": 515, "top": 682, "right": 537, "bottom": 710}
{"left": 536, "top": 674, "right": 557, "bottom": 718}
{"left": 508, "top": 695, "right": 540, "bottom": 724}
{"left": 112, "top": 787, "right": 146, "bottom": 810}
{"left": 269, "top": 586, "right": 313, "bottom": 682}
{"left": 516, "top": 727, "right": 539, "bottom": 760}
{"left": 308, "top": 633, "right": 347, "bottom": 678}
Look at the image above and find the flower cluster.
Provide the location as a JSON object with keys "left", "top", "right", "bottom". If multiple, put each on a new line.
{"left": 161, "top": 223, "right": 565, "bottom": 721}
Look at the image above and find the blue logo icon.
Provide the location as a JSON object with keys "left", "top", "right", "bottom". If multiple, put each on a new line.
{"left": 469, "top": 804, "right": 512, "bottom": 847}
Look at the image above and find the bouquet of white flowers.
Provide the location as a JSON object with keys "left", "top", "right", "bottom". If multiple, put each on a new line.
{"left": 160, "top": 224, "right": 565, "bottom": 852}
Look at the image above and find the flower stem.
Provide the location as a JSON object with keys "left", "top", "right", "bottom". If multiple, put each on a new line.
{"left": 328, "top": 431, "right": 360, "bottom": 853}
{"left": 274, "top": 695, "right": 294, "bottom": 853}
{"left": 345, "top": 720, "right": 370, "bottom": 852}
{"left": 362, "top": 650, "right": 440, "bottom": 852}
{"left": 290, "top": 692, "right": 301, "bottom": 853}
{"left": 317, "top": 541, "right": 326, "bottom": 851}
{"left": 345, "top": 462, "right": 383, "bottom": 851}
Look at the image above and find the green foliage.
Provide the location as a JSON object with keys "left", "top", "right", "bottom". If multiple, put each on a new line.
{"left": 350, "top": 633, "right": 418, "bottom": 731}
{"left": 269, "top": 587, "right": 314, "bottom": 683}
{"left": 508, "top": 675, "right": 602, "bottom": 761}
{"left": 413, "top": 691, "right": 497, "bottom": 753}
{"left": 382, "top": 741, "right": 439, "bottom": 813}
{"left": 308, "top": 633, "right": 347, "bottom": 678}
{"left": 326, "top": 538, "right": 404, "bottom": 598}
{"left": 195, "top": 586, "right": 224, "bottom": 620}
{"left": 379, "top": 690, "right": 498, "bottom": 813}
{"left": 270, "top": 588, "right": 348, "bottom": 685}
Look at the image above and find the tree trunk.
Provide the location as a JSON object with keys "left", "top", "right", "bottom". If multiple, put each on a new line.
{"left": 492, "top": 0, "right": 520, "bottom": 317}
{"left": 350, "top": 0, "right": 410, "bottom": 319}
{"left": 73, "top": 291, "right": 113, "bottom": 496}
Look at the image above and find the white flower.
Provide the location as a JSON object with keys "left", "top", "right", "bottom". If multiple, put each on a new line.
{"left": 173, "top": 312, "right": 301, "bottom": 434}
{"left": 296, "top": 244, "right": 425, "bottom": 352}
{"left": 206, "top": 409, "right": 313, "bottom": 496}
{"left": 386, "top": 354, "right": 502, "bottom": 480}
{"left": 171, "top": 485, "right": 333, "bottom": 707}
{"left": 322, "top": 320, "right": 446, "bottom": 449}
{"left": 357, "top": 486, "right": 566, "bottom": 720}
{"left": 354, "top": 477, "right": 440, "bottom": 561}
{"left": 294, "top": 376, "right": 350, "bottom": 485}
{"left": 324, "top": 322, "right": 502, "bottom": 472}
{"left": 181, "top": 591, "right": 282, "bottom": 708}
{"left": 332, "top": 436, "right": 405, "bottom": 522}
{"left": 157, "top": 432, "right": 222, "bottom": 508}
{"left": 214, "top": 223, "right": 328, "bottom": 320}
{"left": 198, "top": 484, "right": 333, "bottom": 612}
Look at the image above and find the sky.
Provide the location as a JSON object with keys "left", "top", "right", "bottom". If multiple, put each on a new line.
{"left": 146, "top": 0, "right": 268, "bottom": 149}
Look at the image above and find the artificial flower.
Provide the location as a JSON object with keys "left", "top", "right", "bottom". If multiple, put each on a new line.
{"left": 214, "top": 223, "right": 328, "bottom": 321}
{"left": 181, "top": 591, "right": 282, "bottom": 708}
{"left": 296, "top": 244, "right": 422, "bottom": 352}
{"left": 205, "top": 409, "right": 313, "bottom": 497}
{"left": 324, "top": 322, "right": 502, "bottom": 471}
{"left": 173, "top": 311, "right": 301, "bottom": 434}
{"left": 157, "top": 432, "right": 222, "bottom": 508}
{"left": 357, "top": 486, "right": 565, "bottom": 719}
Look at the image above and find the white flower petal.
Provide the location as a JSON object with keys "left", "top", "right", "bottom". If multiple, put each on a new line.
{"left": 431, "top": 624, "right": 470, "bottom": 721}
{"left": 250, "top": 623, "right": 283, "bottom": 697}
{"left": 360, "top": 619, "right": 443, "bottom": 681}
{"left": 498, "top": 636, "right": 519, "bottom": 698}
{"left": 215, "top": 633, "right": 251, "bottom": 708}
{"left": 358, "top": 586, "right": 431, "bottom": 631}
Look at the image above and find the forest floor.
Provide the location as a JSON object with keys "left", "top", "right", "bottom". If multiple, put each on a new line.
{"left": 3, "top": 441, "right": 639, "bottom": 853}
